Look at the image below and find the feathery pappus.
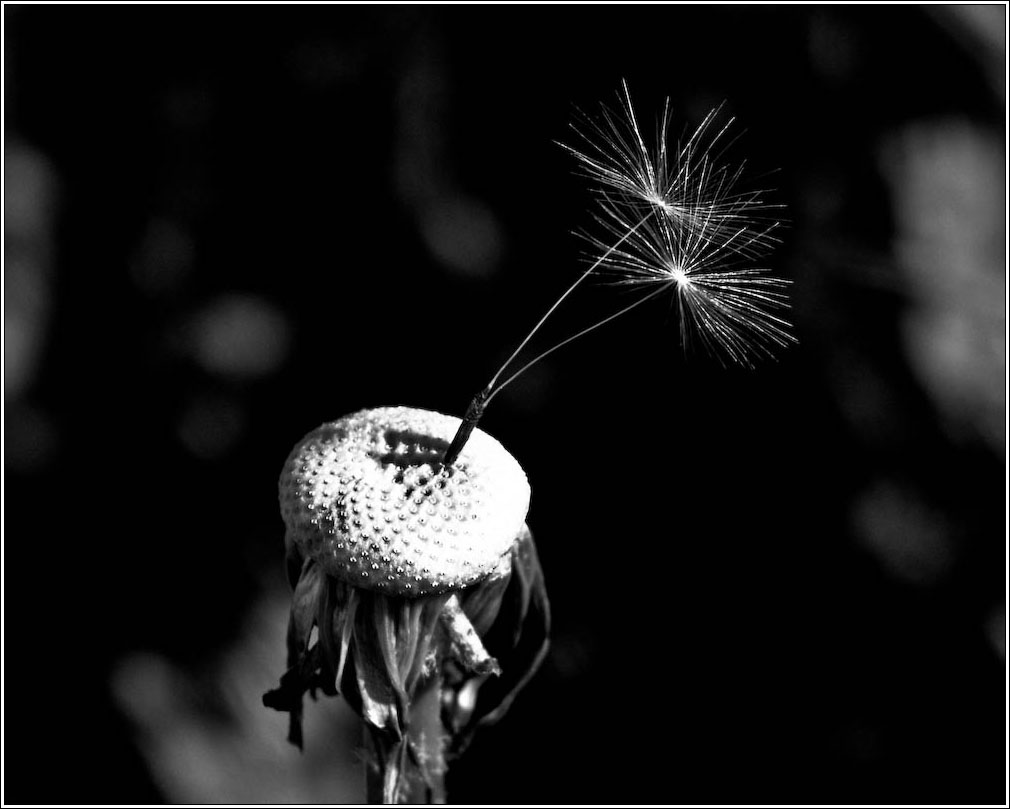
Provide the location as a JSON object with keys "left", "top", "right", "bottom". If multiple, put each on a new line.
{"left": 562, "top": 80, "right": 784, "bottom": 261}
{"left": 563, "top": 80, "right": 796, "bottom": 368}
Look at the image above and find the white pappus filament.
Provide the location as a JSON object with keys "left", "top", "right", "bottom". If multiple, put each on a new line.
{"left": 585, "top": 197, "right": 793, "bottom": 367}
{"left": 564, "top": 80, "right": 796, "bottom": 369}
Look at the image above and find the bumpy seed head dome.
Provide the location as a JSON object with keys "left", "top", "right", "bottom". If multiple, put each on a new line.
{"left": 279, "top": 406, "right": 530, "bottom": 598}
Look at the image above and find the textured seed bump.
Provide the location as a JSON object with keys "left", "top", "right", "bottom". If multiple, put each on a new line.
{"left": 280, "top": 406, "right": 530, "bottom": 597}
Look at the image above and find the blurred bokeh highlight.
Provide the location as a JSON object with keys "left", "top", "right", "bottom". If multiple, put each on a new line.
{"left": 4, "top": 5, "right": 1005, "bottom": 804}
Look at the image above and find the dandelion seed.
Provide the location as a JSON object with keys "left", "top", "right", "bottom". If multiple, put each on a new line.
{"left": 562, "top": 80, "right": 783, "bottom": 260}
{"left": 442, "top": 83, "right": 795, "bottom": 465}
{"left": 586, "top": 198, "right": 795, "bottom": 367}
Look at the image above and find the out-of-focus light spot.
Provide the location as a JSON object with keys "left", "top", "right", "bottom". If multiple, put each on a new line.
{"left": 392, "top": 44, "right": 507, "bottom": 279}
{"left": 130, "top": 217, "right": 195, "bottom": 296}
{"left": 4, "top": 141, "right": 57, "bottom": 400}
{"left": 111, "top": 585, "right": 364, "bottom": 803}
{"left": 930, "top": 5, "right": 1006, "bottom": 97}
{"left": 880, "top": 121, "right": 1005, "bottom": 452}
{"left": 4, "top": 140, "right": 58, "bottom": 236}
{"left": 419, "top": 195, "right": 504, "bottom": 278}
{"left": 4, "top": 259, "right": 47, "bottom": 398}
{"left": 851, "top": 479, "right": 955, "bottom": 585}
{"left": 176, "top": 394, "right": 246, "bottom": 459}
{"left": 190, "top": 294, "right": 292, "bottom": 380}
{"left": 110, "top": 652, "right": 182, "bottom": 729}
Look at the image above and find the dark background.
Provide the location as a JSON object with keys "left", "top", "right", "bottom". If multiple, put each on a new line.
{"left": 4, "top": 5, "right": 1005, "bottom": 805}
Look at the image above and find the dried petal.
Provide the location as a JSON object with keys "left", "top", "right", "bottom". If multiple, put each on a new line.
{"left": 262, "top": 643, "right": 329, "bottom": 750}
{"left": 333, "top": 586, "right": 358, "bottom": 695}
{"left": 440, "top": 595, "right": 501, "bottom": 676}
{"left": 372, "top": 595, "right": 410, "bottom": 724}
{"left": 284, "top": 531, "right": 304, "bottom": 590}
{"left": 459, "top": 549, "right": 513, "bottom": 636}
{"left": 287, "top": 559, "right": 323, "bottom": 668}
{"left": 405, "top": 594, "right": 451, "bottom": 693}
{"left": 447, "top": 524, "right": 551, "bottom": 756}
{"left": 354, "top": 593, "right": 404, "bottom": 738}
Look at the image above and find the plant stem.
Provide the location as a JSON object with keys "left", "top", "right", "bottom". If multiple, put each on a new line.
{"left": 364, "top": 675, "right": 447, "bottom": 804}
